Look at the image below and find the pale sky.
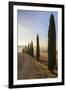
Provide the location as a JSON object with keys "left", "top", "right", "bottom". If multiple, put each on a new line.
{"left": 17, "top": 10, "right": 58, "bottom": 49}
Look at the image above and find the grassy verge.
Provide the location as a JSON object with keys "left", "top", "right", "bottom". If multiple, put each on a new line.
{"left": 33, "top": 60, "right": 57, "bottom": 78}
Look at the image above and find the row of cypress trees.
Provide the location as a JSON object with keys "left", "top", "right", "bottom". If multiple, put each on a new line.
{"left": 22, "top": 14, "right": 56, "bottom": 71}
{"left": 22, "top": 34, "right": 40, "bottom": 60}
{"left": 22, "top": 41, "right": 34, "bottom": 57}
{"left": 28, "top": 41, "right": 34, "bottom": 57}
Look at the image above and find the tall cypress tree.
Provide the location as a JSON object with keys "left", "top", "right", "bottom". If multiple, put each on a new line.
{"left": 31, "top": 41, "right": 34, "bottom": 57}
{"left": 28, "top": 41, "right": 34, "bottom": 57}
{"left": 48, "top": 14, "right": 56, "bottom": 70}
{"left": 28, "top": 43, "right": 30, "bottom": 54}
{"left": 36, "top": 34, "right": 40, "bottom": 60}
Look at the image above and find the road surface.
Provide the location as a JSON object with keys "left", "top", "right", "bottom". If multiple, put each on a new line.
{"left": 17, "top": 53, "right": 48, "bottom": 80}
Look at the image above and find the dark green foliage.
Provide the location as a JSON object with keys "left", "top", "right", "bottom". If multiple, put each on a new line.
{"left": 22, "top": 48, "right": 25, "bottom": 53}
{"left": 22, "top": 46, "right": 28, "bottom": 54}
{"left": 22, "top": 41, "right": 34, "bottom": 57}
{"left": 36, "top": 34, "right": 40, "bottom": 60}
{"left": 28, "top": 43, "right": 30, "bottom": 54}
{"left": 48, "top": 14, "right": 56, "bottom": 70}
{"left": 28, "top": 43, "right": 31, "bottom": 55}
{"left": 29, "top": 41, "right": 34, "bottom": 57}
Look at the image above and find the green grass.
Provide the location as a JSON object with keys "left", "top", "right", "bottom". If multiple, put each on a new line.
{"left": 33, "top": 60, "right": 57, "bottom": 78}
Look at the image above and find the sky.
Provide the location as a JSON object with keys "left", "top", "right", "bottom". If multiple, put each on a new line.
{"left": 17, "top": 10, "right": 58, "bottom": 49}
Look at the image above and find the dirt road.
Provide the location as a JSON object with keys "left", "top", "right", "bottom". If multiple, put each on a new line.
{"left": 17, "top": 53, "right": 49, "bottom": 80}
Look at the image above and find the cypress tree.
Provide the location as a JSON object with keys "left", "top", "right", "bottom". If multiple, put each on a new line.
{"left": 22, "top": 46, "right": 28, "bottom": 54}
{"left": 22, "top": 48, "right": 25, "bottom": 53}
{"left": 36, "top": 34, "right": 40, "bottom": 60}
{"left": 28, "top": 43, "right": 30, "bottom": 54}
{"left": 31, "top": 41, "right": 34, "bottom": 57}
{"left": 29, "top": 41, "right": 34, "bottom": 57}
{"left": 48, "top": 14, "right": 56, "bottom": 70}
